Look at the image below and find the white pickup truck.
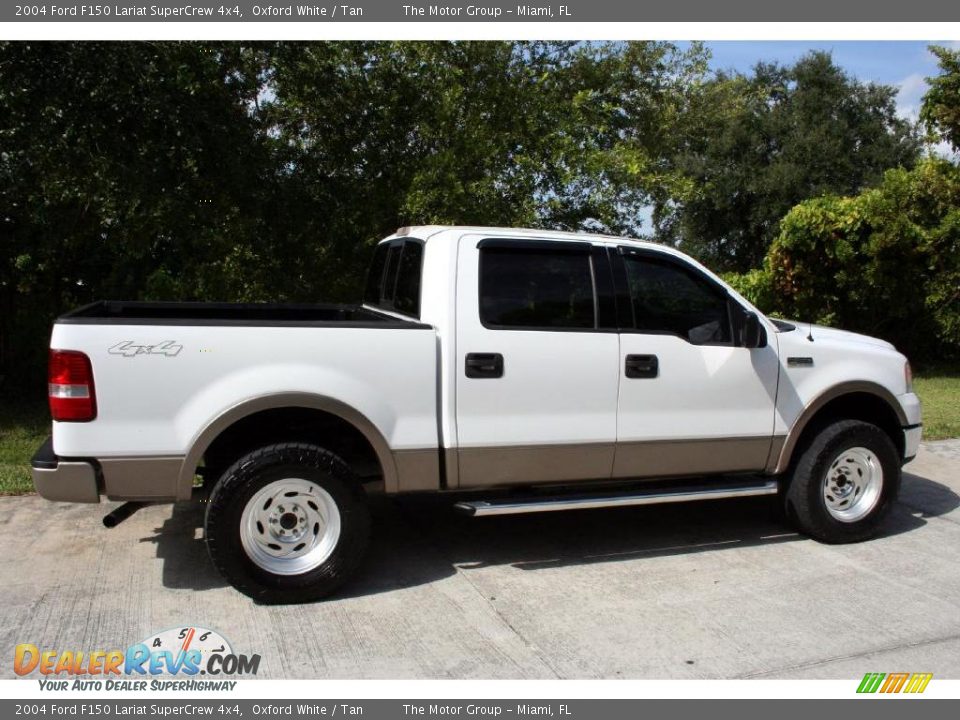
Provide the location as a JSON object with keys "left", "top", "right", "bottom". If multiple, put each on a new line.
{"left": 33, "top": 226, "right": 922, "bottom": 602}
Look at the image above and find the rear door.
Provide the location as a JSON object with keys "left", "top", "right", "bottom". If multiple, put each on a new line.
{"left": 453, "top": 237, "right": 621, "bottom": 489}
{"left": 613, "top": 246, "right": 779, "bottom": 478}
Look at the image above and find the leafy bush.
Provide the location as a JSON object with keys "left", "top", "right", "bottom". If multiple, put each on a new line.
{"left": 721, "top": 268, "right": 776, "bottom": 313}
{"left": 742, "top": 158, "right": 960, "bottom": 359}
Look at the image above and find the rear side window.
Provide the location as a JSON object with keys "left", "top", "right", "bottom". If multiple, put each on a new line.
{"left": 394, "top": 242, "right": 423, "bottom": 317}
{"left": 480, "top": 247, "right": 596, "bottom": 330}
{"left": 622, "top": 253, "right": 731, "bottom": 344}
{"left": 364, "top": 244, "right": 390, "bottom": 306}
{"left": 363, "top": 240, "right": 424, "bottom": 318}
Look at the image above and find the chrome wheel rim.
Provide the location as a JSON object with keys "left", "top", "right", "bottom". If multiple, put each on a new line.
{"left": 822, "top": 446, "right": 883, "bottom": 523}
{"left": 240, "top": 478, "right": 341, "bottom": 575}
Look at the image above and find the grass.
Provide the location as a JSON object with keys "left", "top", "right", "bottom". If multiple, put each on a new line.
{"left": 913, "top": 367, "right": 960, "bottom": 441}
{"left": 0, "top": 366, "right": 957, "bottom": 496}
{"left": 0, "top": 399, "right": 48, "bottom": 495}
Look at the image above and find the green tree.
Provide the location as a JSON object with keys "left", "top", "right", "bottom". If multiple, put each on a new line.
{"left": 735, "top": 158, "right": 960, "bottom": 358}
{"left": 0, "top": 42, "right": 273, "bottom": 390}
{"left": 260, "top": 40, "right": 707, "bottom": 298}
{"left": 921, "top": 45, "right": 960, "bottom": 151}
{"left": 656, "top": 51, "right": 921, "bottom": 273}
{"left": 1, "top": 40, "right": 708, "bottom": 391}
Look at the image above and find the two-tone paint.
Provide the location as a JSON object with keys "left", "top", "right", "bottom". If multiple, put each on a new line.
{"left": 34, "top": 226, "right": 921, "bottom": 504}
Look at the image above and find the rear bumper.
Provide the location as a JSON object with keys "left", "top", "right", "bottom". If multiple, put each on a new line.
{"left": 31, "top": 437, "right": 183, "bottom": 502}
{"left": 31, "top": 437, "right": 100, "bottom": 503}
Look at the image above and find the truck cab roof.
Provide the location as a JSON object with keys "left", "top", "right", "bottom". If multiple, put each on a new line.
{"left": 387, "top": 225, "right": 664, "bottom": 251}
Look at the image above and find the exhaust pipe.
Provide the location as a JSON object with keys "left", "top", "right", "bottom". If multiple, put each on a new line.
{"left": 103, "top": 502, "right": 146, "bottom": 528}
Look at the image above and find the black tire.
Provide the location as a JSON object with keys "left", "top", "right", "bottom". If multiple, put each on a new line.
{"left": 205, "top": 442, "right": 371, "bottom": 603}
{"left": 784, "top": 419, "right": 900, "bottom": 543}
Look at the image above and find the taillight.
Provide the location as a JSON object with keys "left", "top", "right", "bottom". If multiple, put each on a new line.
{"left": 48, "top": 350, "right": 97, "bottom": 422}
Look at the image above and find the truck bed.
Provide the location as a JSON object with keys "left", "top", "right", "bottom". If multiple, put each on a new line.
{"left": 58, "top": 301, "right": 428, "bottom": 328}
{"left": 48, "top": 299, "right": 440, "bottom": 497}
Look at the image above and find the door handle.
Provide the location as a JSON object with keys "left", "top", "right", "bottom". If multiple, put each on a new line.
{"left": 465, "top": 353, "right": 504, "bottom": 379}
{"left": 625, "top": 354, "right": 658, "bottom": 379}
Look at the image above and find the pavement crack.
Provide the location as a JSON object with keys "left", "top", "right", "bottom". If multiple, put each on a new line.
{"left": 739, "top": 631, "right": 960, "bottom": 678}
{"left": 391, "top": 499, "right": 563, "bottom": 679}
{"left": 448, "top": 559, "right": 564, "bottom": 679}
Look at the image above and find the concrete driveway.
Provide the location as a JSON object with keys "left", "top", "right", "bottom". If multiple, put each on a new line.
{"left": 2, "top": 444, "right": 959, "bottom": 679}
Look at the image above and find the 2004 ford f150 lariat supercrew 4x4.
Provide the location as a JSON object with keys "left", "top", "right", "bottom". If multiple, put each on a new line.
{"left": 32, "top": 226, "right": 922, "bottom": 602}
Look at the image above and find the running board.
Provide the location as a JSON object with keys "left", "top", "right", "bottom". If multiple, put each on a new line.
{"left": 453, "top": 480, "right": 779, "bottom": 517}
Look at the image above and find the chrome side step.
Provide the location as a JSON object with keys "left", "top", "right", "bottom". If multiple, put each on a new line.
{"left": 453, "top": 480, "right": 779, "bottom": 517}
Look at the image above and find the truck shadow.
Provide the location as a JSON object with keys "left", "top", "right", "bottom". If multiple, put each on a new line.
{"left": 141, "top": 496, "right": 228, "bottom": 591}
{"left": 341, "top": 468, "right": 958, "bottom": 600}
{"left": 145, "top": 468, "right": 958, "bottom": 601}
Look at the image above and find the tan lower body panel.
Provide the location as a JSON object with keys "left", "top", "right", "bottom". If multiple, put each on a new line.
{"left": 100, "top": 457, "right": 184, "bottom": 501}
{"left": 613, "top": 436, "right": 776, "bottom": 479}
{"left": 457, "top": 443, "right": 615, "bottom": 489}
{"left": 456, "top": 436, "right": 781, "bottom": 490}
{"left": 765, "top": 435, "right": 787, "bottom": 474}
{"left": 393, "top": 449, "right": 441, "bottom": 492}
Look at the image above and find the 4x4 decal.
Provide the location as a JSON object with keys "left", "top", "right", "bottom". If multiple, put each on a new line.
{"left": 109, "top": 340, "right": 183, "bottom": 357}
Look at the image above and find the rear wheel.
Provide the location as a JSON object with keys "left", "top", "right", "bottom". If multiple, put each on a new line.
{"left": 784, "top": 420, "right": 900, "bottom": 543}
{"left": 205, "top": 442, "right": 370, "bottom": 603}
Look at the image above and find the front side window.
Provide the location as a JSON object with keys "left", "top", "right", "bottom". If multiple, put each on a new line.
{"left": 622, "top": 252, "right": 731, "bottom": 344}
{"left": 480, "top": 247, "right": 596, "bottom": 329}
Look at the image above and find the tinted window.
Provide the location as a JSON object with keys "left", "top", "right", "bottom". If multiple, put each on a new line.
{"left": 364, "top": 240, "right": 424, "bottom": 318}
{"left": 394, "top": 242, "right": 423, "bottom": 317}
{"left": 364, "top": 243, "right": 390, "bottom": 306}
{"left": 623, "top": 254, "right": 730, "bottom": 344}
{"left": 381, "top": 244, "right": 402, "bottom": 305}
{"left": 480, "top": 248, "right": 596, "bottom": 329}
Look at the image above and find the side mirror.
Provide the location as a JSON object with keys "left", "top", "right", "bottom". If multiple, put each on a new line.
{"left": 741, "top": 311, "right": 767, "bottom": 349}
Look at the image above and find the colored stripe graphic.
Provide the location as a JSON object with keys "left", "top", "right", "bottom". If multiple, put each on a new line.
{"left": 904, "top": 674, "right": 933, "bottom": 694}
{"left": 180, "top": 627, "right": 196, "bottom": 653}
{"left": 881, "top": 672, "right": 910, "bottom": 693}
{"left": 857, "top": 672, "right": 931, "bottom": 694}
{"left": 857, "top": 673, "right": 885, "bottom": 693}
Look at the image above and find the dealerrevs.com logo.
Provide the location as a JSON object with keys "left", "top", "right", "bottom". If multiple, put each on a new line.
{"left": 14, "top": 626, "right": 260, "bottom": 691}
{"left": 857, "top": 672, "right": 933, "bottom": 694}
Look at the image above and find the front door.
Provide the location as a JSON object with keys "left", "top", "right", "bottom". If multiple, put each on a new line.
{"left": 613, "top": 246, "right": 780, "bottom": 478}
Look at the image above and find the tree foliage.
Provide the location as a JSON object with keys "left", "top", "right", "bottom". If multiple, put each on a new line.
{"left": 0, "top": 40, "right": 709, "bottom": 390}
{"left": 655, "top": 51, "right": 921, "bottom": 273}
{"left": 921, "top": 45, "right": 960, "bottom": 152}
{"left": 726, "top": 46, "right": 960, "bottom": 359}
{"left": 734, "top": 158, "right": 960, "bottom": 357}
{"left": 0, "top": 41, "right": 950, "bottom": 393}
{"left": 1, "top": 42, "right": 274, "bottom": 390}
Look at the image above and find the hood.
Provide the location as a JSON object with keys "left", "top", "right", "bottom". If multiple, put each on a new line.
{"left": 782, "top": 320, "right": 897, "bottom": 352}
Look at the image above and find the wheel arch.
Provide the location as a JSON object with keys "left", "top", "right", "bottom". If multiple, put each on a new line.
{"left": 176, "top": 393, "right": 398, "bottom": 500}
{"left": 772, "top": 381, "right": 907, "bottom": 474}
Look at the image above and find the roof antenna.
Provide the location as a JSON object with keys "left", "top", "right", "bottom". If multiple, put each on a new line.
{"left": 807, "top": 321, "right": 815, "bottom": 343}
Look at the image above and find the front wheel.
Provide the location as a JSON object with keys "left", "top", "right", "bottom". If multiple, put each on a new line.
{"left": 784, "top": 419, "right": 900, "bottom": 543}
{"left": 205, "top": 442, "right": 371, "bottom": 603}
